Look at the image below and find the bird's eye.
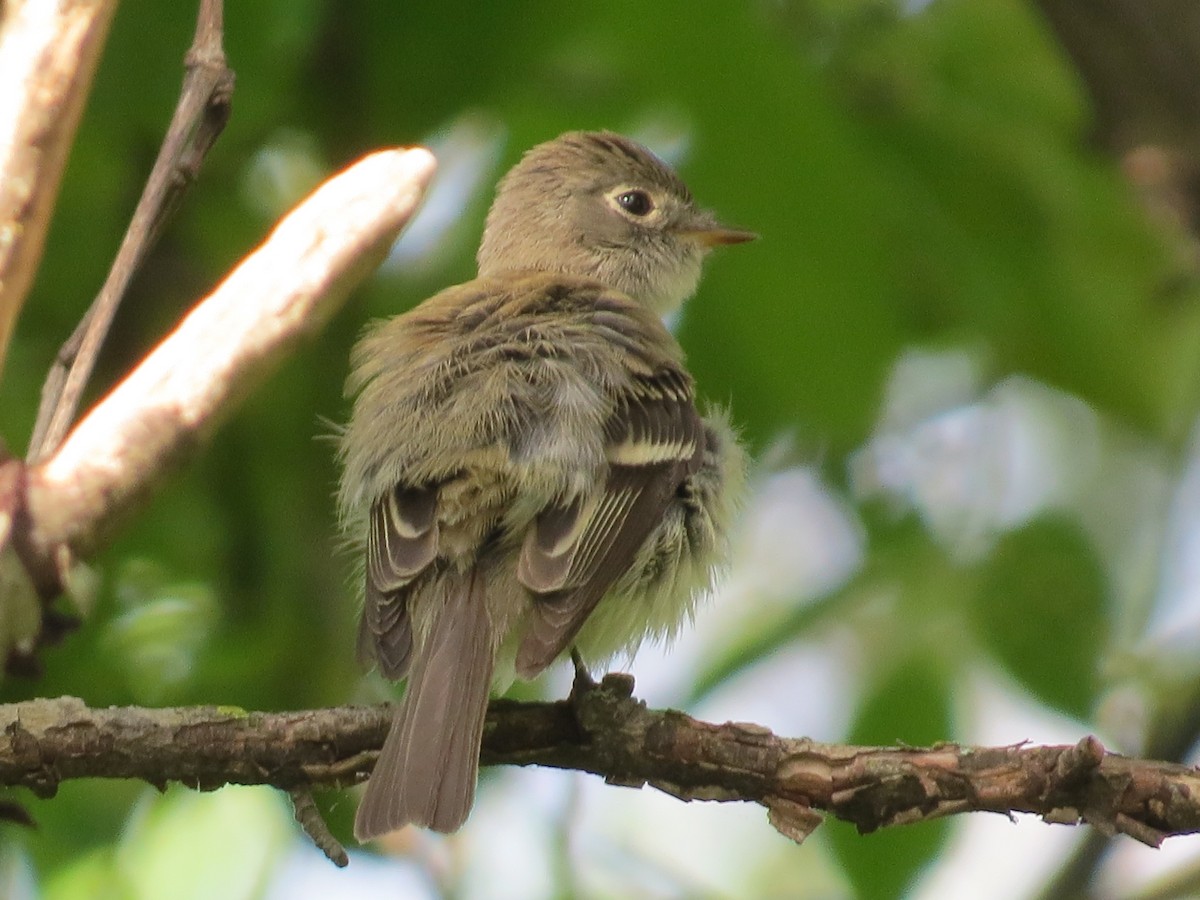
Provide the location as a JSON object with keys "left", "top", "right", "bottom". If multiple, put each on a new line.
{"left": 615, "top": 190, "right": 654, "bottom": 217}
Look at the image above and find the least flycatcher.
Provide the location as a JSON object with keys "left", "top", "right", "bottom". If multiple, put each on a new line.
{"left": 338, "top": 131, "right": 754, "bottom": 840}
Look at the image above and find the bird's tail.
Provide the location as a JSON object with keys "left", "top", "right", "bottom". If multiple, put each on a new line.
{"left": 354, "top": 569, "right": 494, "bottom": 840}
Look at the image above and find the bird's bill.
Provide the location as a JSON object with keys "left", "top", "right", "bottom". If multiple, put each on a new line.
{"left": 674, "top": 211, "right": 758, "bottom": 247}
{"left": 689, "top": 226, "right": 758, "bottom": 247}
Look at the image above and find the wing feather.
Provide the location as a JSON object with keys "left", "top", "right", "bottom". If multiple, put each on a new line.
{"left": 359, "top": 484, "right": 440, "bottom": 678}
{"left": 515, "top": 366, "right": 703, "bottom": 677}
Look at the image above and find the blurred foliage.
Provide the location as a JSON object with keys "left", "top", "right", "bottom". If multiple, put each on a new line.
{"left": 3, "top": 0, "right": 1200, "bottom": 896}
{"left": 41, "top": 787, "right": 290, "bottom": 900}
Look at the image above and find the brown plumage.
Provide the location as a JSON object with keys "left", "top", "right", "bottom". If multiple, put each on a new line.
{"left": 338, "top": 131, "right": 753, "bottom": 840}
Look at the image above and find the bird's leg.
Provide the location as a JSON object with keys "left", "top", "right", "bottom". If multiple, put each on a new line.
{"left": 569, "top": 647, "right": 636, "bottom": 705}
{"left": 570, "top": 647, "right": 597, "bottom": 695}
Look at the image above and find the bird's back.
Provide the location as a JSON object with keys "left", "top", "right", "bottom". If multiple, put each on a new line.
{"left": 339, "top": 271, "right": 691, "bottom": 525}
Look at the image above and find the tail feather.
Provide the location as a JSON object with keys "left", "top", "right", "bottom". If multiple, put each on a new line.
{"left": 354, "top": 570, "right": 494, "bottom": 839}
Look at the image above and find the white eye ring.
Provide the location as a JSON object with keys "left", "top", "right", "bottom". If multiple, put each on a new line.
{"left": 614, "top": 189, "right": 654, "bottom": 217}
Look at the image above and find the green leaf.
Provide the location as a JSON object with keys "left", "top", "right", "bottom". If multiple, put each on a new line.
{"left": 971, "top": 518, "right": 1107, "bottom": 718}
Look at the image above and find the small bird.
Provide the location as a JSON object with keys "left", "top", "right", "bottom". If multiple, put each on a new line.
{"left": 338, "top": 130, "right": 754, "bottom": 840}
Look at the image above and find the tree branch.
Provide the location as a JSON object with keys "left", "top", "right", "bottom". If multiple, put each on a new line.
{"left": 0, "top": 0, "right": 119, "bottom": 384}
{"left": 5, "top": 677, "right": 1198, "bottom": 848}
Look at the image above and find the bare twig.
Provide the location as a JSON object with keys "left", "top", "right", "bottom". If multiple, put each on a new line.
{"left": 290, "top": 788, "right": 348, "bottom": 867}
{"left": 2, "top": 684, "right": 1199, "bottom": 849}
{"left": 29, "top": 0, "right": 236, "bottom": 462}
{"left": 0, "top": 0, "right": 119, "bottom": 385}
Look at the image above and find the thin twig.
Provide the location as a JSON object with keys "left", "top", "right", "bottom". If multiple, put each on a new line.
{"left": 28, "top": 0, "right": 235, "bottom": 462}
{"left": 290, "top": 789, "right": 348, "bottom": 867}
